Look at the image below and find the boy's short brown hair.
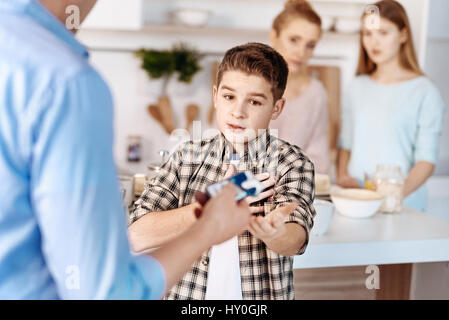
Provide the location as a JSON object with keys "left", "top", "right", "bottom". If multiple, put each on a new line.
{"left": 216, "top": 42, "right": 289, "bottom": 102}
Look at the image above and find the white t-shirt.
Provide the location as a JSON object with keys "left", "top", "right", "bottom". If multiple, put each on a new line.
{"left": 205, "top": 155, "right": 242, "bottom": 300}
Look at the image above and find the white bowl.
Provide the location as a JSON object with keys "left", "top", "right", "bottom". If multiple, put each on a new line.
{"left": 335, "top": 17, "right": 361, "bottom": 34}
{"left": 330, "top": 189, "right": 384, "bottom": 219}
{"left": 312, "top": 199, "right": 335, "bottom": 236}
{"left": 173, "top": 8, "right": 211, "bottom": 27}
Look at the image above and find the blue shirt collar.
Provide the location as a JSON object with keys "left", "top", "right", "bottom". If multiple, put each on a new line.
{"left": 0, "top": 0, "right": 89, "bottom": 58}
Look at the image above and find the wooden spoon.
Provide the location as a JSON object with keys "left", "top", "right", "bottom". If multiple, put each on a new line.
{"left": 157, "top": 95, "right": 175, "bottom": 134}
{"left": 148, "top": 104, "right": 162, "bottom": 122}
{"left": 185, "top": 104, "right": 200, "bottom": 131}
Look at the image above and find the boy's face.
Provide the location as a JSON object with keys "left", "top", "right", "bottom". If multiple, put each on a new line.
{"left": 214, "top": 70, "right": 285, "bottom": 147}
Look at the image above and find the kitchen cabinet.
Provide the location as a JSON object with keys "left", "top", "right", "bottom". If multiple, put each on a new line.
{"left": 294, "top": 264, "right": 413, "bottom": 300}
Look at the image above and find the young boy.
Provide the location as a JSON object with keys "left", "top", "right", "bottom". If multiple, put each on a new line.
{"left": 129, "top": 43, "right": 316, "bottom": 300}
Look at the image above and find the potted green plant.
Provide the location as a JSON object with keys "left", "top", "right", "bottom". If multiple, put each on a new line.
{"left": 135, "top": 43, "right": 203, "bottom": 134}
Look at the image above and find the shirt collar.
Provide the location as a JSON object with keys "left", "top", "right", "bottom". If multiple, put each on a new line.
{"left": 217, "top": 129, "right": 273, "bottom": 163}
{"left": 0, "top": 0, "right": 89, "bottom": 58}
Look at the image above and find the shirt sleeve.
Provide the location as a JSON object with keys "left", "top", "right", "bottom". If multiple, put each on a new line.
{"left": 31, "top": 67, "right": 165, "bottom": 299}
{"left": 129, "top": 149, "right": 182, "bottom": 224}
{"left": 272, "top": 149, "right": 316, "bottom": 255}
{"left": 414, "top": 85, "right": 447, "bottom": 164}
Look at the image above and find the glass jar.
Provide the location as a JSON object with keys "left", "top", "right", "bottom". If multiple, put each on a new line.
{"left": 133, "top": 173, "right": 147, "bottom": 200}
{"left": 372, "top": 165, "right": 405, "bottom": 213}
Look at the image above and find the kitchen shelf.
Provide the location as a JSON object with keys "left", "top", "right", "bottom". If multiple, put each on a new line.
{"left": 141, "top": 23, "right": 268, "bottom": 37}
{"left": 310, "top": 0, "right": 371, "bottom": 4}
{"left": 140, "top": 23, "right": 359, "bottom": 41}
{"left": 78, "top": 23, "right": 359, "bottom": 59}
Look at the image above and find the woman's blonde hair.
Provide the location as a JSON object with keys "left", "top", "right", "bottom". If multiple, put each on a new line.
{"left": 356, "top": 0, "right": 424, "bottom": 76}
{"left": 272, "top": 0, "right": 322, "bottom": 36}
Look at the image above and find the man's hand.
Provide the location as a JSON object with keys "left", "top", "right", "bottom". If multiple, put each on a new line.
{"left": 195, "top": 184, "right": 251, "bottom": 246}
{"left": 194, "top": 164, "right": 275, "bottom": 219}
{"left": 150, "top": 184, "right": 251, "bottom": 291}
{"left": 248, "top": 202, "right": 298, "bottom": 243}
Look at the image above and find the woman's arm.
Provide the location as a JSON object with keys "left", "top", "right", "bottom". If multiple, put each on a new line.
{"left": 403, "top": 161, "right": 435, "bottom": 198}
{"left": 336, "top": 149, "right": 361, "bottom": 188}
{"left": 405, "top": 84, "right": 445, "bottom": 197}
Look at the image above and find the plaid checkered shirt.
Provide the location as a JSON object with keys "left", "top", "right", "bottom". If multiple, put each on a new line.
{"left": 130, "top": 130, "right": 316, "bottom": 300}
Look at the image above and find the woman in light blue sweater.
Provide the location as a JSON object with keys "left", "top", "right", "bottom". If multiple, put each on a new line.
{"left": 337, "top": 0, "right": 446, "bottom": 212}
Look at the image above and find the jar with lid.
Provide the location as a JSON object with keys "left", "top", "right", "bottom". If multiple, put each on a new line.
{"left": 372, "top": 164, "right": 405, "bottom": 213}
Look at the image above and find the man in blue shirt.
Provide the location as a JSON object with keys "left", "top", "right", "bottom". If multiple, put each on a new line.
{"left": 0, "top": 0, "right": 252, "bottom": 299}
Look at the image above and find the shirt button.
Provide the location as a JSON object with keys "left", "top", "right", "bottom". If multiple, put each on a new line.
{"left": 201, "top": 260, "right": 208, "bottom": 266}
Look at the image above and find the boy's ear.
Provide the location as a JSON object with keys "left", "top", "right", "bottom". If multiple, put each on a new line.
{"left": 271, "top": 98, "right": 286, "bottom": 120}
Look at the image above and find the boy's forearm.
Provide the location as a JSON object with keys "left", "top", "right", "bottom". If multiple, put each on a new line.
{"left": 263, "top": 223, "right": 307, "bottom": 256}
{"left": 128, "top": 203, "right": 200, "bottom": 252}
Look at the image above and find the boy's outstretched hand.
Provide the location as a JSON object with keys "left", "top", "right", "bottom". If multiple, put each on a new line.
{"left": 248, "top": 202, "right": 298, "bottom": 242}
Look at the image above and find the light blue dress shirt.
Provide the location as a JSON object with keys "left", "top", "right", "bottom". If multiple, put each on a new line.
{"left": 0, "top": 0, "right": 165, "bottom": 299}
{"left": 339, "top": 75, "right": 446, "bottom": 212}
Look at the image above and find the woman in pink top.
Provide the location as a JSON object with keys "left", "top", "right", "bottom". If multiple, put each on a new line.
{"left": 270, "top": 0, "right": 330, "bottom": 174}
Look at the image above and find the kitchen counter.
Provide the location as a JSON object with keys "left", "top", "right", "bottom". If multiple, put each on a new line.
{"left": 294, "top": 207, "right": 449, "bottom": 269}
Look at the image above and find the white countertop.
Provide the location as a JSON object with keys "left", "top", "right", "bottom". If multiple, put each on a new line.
{"left": 294, "top": 207, "right": 449, "bottom": 269}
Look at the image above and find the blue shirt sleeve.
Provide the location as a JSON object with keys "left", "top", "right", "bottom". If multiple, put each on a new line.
{"left": 30, "top": 67, "right": 166, "bottom": 299}
{"left": 414, "top": 85, "right": 447, "bottom": 164}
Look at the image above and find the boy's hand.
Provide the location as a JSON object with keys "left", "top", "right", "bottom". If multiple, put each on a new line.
{"left": 246, "top": 172, "right": 276, "bottom": 213}
{"left": 248, "top": 202, "right": 298, "bottom": 242}
{"left": 224, "top": 165, "right": 276, "bottom": 214}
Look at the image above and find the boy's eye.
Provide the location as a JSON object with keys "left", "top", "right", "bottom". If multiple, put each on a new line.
{"left": 380, "top": 30, "right": 388, "bottom": 36}
{"left": 289, "top": 37, "right": 298, "bottom": 44}
{"left": 249, "top": 99, "right": 262, "bottom": 106}
{"left": 307, "top": 43, "right": 316, "bottom": 50}
{"left": 223, "top": 94, "right": 234, "bottom": 100}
